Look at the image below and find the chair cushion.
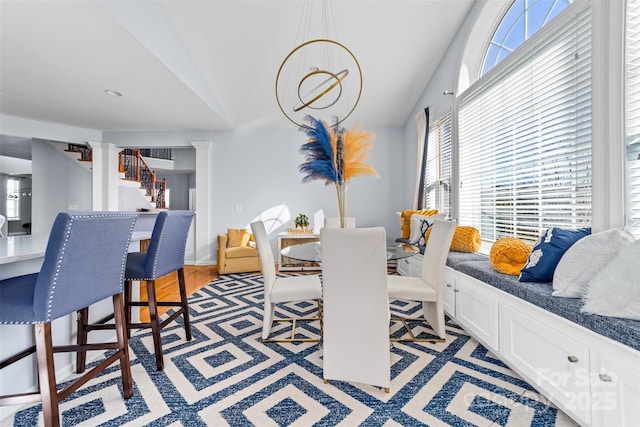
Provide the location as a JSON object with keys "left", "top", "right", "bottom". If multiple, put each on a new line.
{"left": 270, "top": 275, "right": 322, "bottom": 303}
{"left": 399, "top": 209, "right": 439, "bottom": 239}
{"left": 553, "top": 228, "right": 632, "bottom": 298}
{"left": 225, "top": 245, "right": 258, "bottom": 259}
{"left": 387, "top": 275, "right": 437, "bottom": 302}
{"left": 581, "top": 238, "right": 640, "bottom": 320}
{"left": 0, "top": 273, "right": 38, "bottom": 323}
{"left": 228, "top": 228, "right": 251, "bottom": 247}
{"left": 490, "top": 238, "right": 531, "bottom": 275}
{"left": 408, "top": 213, "right": 445, "bottom": 245}
{"left": 520, "top": 227, "right": 591, "bottom": 283}
{"left": 425, "top": 225, "right": 482, "bottom": 253}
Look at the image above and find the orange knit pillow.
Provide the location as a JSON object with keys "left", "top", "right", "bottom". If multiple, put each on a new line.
{"left": 424, "top": 225, "right": 481, "bottom": 253}
{"left": 400, "top": 209, "right": 439, "bottom": 239}
{"left": 490, "top": 237, "right": 532, "bottom": 275}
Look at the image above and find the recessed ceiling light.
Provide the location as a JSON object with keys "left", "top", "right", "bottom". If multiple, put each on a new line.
{"left": 105, "top": 89, "right": 123, "bottom": 97}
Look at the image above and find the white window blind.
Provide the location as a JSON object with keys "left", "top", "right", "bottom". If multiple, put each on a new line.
{"left": 458, "top": 7, "right": 591, "bottom": 243}
{"left": 424, "top": 113, "right": 452, "bottom": 217}
{"left": 626, "top": 0, "right": 640, "bottom": 238}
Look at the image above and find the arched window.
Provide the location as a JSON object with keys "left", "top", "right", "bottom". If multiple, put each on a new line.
{"left": 482, "top": 0, "right": 575, "bottom": 76}
{"left": 457, "top": 1, "right": 591, "bottom": 244}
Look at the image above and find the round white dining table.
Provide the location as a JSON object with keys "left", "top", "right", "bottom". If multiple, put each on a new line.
{"left": 281, "top": 240, "right": 419, "bottom": 263}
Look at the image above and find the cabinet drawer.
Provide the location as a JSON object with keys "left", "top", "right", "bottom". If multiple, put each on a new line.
{"left": 591, "top": 348, "right": 640, "bottom": 426}
{"left": 397, "top": 258, "right": 411, "bottom": 276}
{"left": 501, "top": 304, "right": 591, "bottom": 424}
{"left": 454, "top": 274, "right": 500, "bottom": 350}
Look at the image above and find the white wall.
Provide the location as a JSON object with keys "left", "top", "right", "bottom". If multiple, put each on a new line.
{"left": 171, "top": 148, "right": 196, "bottom": 170}
{"left": 107, "top": 126, "right": 405, "bottom": 244}
{"left": 401, "top": 2, "right": 481, "bottom": 209}
{"left": 31, "top": 140, "right": 92, "bottom": 235}
{"left": 161, "top": 172, "right": 190, "bottom": 210}
{"left": 0, "top": 155, "right": 32, "bottom": 175}
{"left": 212, "top": 127, "right": 404, "bottom": 233}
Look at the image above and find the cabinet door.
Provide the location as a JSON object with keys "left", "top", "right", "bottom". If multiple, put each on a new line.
{"left": 443, "top": 268, "right": 456, "bottom": 317}
{"left": 591, "top": 347, "right": 640, "bottom": 426}
{"left": 501, "top": 303, "right": 591, "bottom": 425}
{"left": 396, "top": 258, "right": 411, "bottom": 276}
{"left": 408, "top": 255, "right": 423, "bottom": 277}
{"left": 454, "top": 274, "right": 500, "bottom": 350}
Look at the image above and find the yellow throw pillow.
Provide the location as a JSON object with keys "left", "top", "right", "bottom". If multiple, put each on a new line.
{"left": 424, "top": 225, "right": 481, "bottom": 253}
{"left": 400, "top": 209, "right": 439, "bottom": 239}
{"left": 450, "top": 226, "right": 482, "bottom": 252}
{"left": 490, "top": 237, "right": 532, "bottom": 275}
{"left": 228, "top": 228, "right": 250, "bottom": 248}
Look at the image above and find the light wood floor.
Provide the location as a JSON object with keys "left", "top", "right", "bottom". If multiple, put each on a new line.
{"left": 139, "top": 265, "right": 218, "bottom": 322}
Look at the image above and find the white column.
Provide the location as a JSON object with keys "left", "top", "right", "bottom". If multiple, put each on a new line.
{"left": 191, "top": 141, "right": 213, "bottom": 265}
{"left": 88, "top": 141, "right": 121, "bottom": 211}
{"left": 590, "top": 0, "right": 626, "bottom": 232}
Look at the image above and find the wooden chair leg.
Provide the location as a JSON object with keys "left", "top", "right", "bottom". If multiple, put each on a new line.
{"left": 75, "top": 307, "right": 88, "bottom": 373}
{"left": 112, "top": 293, "right": 133, "bottom": 399}
{"left": 146, "top": 280, "right": 164, "bottom": 371}
{"left": 177, "top": 268, "right": 192, "bottom": 341}
{"left": 34, "top": 323, "right": 60, "bottom": 427}
{"left": 124, "top": 280, "right": 133, "bottom": 339}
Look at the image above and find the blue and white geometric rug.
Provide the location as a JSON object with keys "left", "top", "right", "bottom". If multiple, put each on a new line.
{"left": 2, "top": 272, "right": 577, "bottom": 426}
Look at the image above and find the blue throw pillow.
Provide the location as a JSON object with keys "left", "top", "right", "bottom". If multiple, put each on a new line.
{"left": 519, "top": 227, "right": 591, "bottom": 283}
{"left": 417, "top": 219, "right": 432, "bottom": 246}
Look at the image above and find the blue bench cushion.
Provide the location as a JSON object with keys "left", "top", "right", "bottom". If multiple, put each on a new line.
{"left": 396, "top": 238, "right": 486, "bottom": 266}
{"left": 446, "top": 251, "right": 486, "bottom": 267}
{"left": 451, "top": 258, "right": 640, "bottom": 352}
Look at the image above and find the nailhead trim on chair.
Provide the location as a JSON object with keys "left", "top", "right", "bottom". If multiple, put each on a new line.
{"left": 45, "top": 212, "right": 138, "bottom": 322}
{"left": 150, "top": 220, "right": 166, "bottom": 279}
{"left": 128, "top": 213, "right": 190, "bottom": 281}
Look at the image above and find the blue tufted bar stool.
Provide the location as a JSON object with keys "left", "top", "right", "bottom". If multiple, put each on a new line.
{"left": 0, "top": 211, "right": 138, "bottom": 427}
{"left": 125, "top": 210, "right": 194, "bottom": 370}
{"left": 77, "top": 210, "right": 194, "bottom": 372}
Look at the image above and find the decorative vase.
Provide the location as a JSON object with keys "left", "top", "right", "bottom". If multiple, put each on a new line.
{"left": 335, "top": 182, "right": 348, "bottom": 228}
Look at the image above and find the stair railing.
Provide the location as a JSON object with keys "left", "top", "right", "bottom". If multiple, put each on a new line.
{"left": 66, "top": 143, "right": 92, "bottom": 161}
{"left": 119, "top": 148, "right": 166, "bottom": 209}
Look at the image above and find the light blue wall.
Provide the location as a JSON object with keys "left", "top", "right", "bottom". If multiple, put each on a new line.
{"left": 106, "top": 126, "right": 405, "bottom": 241}
{"left": 401, "top": 2, "right": 481, "bottom": 209}
{"left": 160, "top": 172, "right": 190, "bottom": 210}
{"left": 32, "top": 140, "right": 92, "bottom": 235}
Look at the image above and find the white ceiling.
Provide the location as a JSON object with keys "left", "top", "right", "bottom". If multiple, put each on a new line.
{"left": 0, "top": 0, "right": 473, "bottom": 133}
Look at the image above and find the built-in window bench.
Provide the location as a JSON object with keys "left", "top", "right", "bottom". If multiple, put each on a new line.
{"left": 397, "top": 249, "right": 640, "bottom": 427}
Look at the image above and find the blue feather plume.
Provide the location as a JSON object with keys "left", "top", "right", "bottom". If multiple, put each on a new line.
{"left": 298, "top": 115, "right": 337, "bottom": 184}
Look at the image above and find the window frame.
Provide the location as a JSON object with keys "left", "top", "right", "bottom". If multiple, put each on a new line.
{"left": 422, "top": 109, "right": 453, "bottom": 218}
{"left": 456, "top": 2, "right": 592, "bottom": 244}
{"left": 6, "top": 177, "right": 21, "bottom": 221}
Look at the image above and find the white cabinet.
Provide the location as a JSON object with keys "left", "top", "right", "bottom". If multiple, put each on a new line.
{"left": 396, "top": 254, "right": 422, "bottom": 277}
{"left": 454, "top": 273, "right": 500, "bottom": 351}
{"left": 396, "top": 257, "right": 411, "bottom": 276}
{"left": 443, "top": 268, "right": 456, "bottom": 317}
{"left": 590, "top": 346, "right": 640, "bottom": 426}
{"left": 394, "top": 255, "right": 640, "bottom": 426}
{"left": 500, "top": 303, "right": 591, "bottom": 424}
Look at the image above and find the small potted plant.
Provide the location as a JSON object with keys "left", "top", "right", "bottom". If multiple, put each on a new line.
{"left": 294, "top": 213, "right": 309, "bottom": 232}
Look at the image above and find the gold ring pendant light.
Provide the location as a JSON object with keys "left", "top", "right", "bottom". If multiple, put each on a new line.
{"left": 275, "top": 2, "right": 363, "bottom": 128}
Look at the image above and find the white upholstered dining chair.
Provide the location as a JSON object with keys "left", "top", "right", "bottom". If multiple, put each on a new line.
{"left": 321, "top": 226, "right": 390, "bottom": 392}
{"left": 387, "top": 219, "right": 456, "bottom": 342}
{"left": 324, "top": 216, "right": 356, "bottom": 228}
{"left": 251, "top": 220, "right": 322, "bottom": 342}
